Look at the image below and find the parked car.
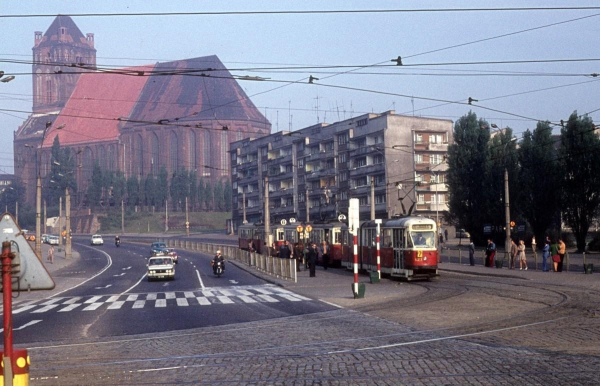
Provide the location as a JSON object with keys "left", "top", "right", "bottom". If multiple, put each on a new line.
{"left": 456, "top": 229, "right": 471, "bottom": 239}
{"left": 164, "top": 248, "right": 179, "bottom": 264}
{"left": 47, "top": 235, "right": 59, "bottom": 245}
{"left": 91, "top": 234, "right": 104, "bottom": 245}
{"left": 147, "top": 256, "right": 175, "bottom": 281}
{"left": 150, "top": 241, "right": 167, "bottom": 255}
{"left": 42, "top": 234, "right": 49, "bottom": 244}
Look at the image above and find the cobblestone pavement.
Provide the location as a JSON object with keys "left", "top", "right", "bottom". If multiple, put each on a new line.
{"left": 25, "top": 256, "right": 600, "bottom": 385}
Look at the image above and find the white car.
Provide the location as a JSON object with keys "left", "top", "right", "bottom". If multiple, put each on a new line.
{"left": 91, "top": 234, "right": 104, "bottom": 245}
{"left": 47, "top": 235, "right": 59, "bottom": 245}
{"left": 147, "top": 256, "right": 175, "bottom": 281}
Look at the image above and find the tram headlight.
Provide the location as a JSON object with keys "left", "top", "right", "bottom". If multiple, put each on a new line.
{"left": 424, "top": 257, "right": 427, "bottom": 261}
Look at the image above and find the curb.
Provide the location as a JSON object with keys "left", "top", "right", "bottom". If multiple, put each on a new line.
{"left": 439, "top": 267, "right": 528, "bottom": 280}
{"left": 227, "top": 259, "right": 286, "bottom": 288}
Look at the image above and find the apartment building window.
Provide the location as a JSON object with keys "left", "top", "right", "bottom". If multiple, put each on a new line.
{"left": 374, "top": 135, "right": 384, "bottom": 144}
{"left": 260, "top": 146, "right": 268, "bottom": 156}
{"left": 338, "top": 132, "right": 349, "bottom": 145}
{"left": 430, "top": 154, "right": 443, "bottom": 165}
{"left": 339, "top": 171, "right": 348, "bottom": 182}
{"left": 310, "top": 145, "right": 319, "bottom": 155}
{"left": 430, "top": 134, "right": 445, "bottom": 144}
{"left": 297, "top": 141, "right": 305, "bottom": 151}
{"left": 415, "top": 173, "right": 423, "bottom": 183}
{"left": 352, "top": 176, "right": 368, "bottom": 188}
{"left": 418, "top": 194, "right": 425, "bottom": 204}
{"left": 414, "top": 133, "right": 423, "bottom": 144}
{"left": 262, "top": 164, "right": 268, "bottom": 173}
{"left": 373, "top": 154, "right": 384, "bottom": 165}
{"left": 357, "top": 118, "right": 368, "bottom": 127}
{"left": 375, "top": 194, "right": 386, "bottom": 204}
{"left": 299, "top": 193, "right": 305, "bottom": 203}
{"left": 324, "top": 141, "right": 334, "bottom": 151}
{"left": 355, "top": 157, "right": 367, "bottom": 168}
{"left": 339, "top": 152, "right": 347, "bottom": 163}
{"left": 285, "top": 164, "right": 293, "bottom": 173}
{"left": 298, "top": 159, "right": 304, "bottom": 168}
{"left": 326, "top": 158, "right": 335, "bottom": 169}
{"left": 355, "top": 137, "right": 366, "bottom": 148}
{"left": 341, "top": 191, "right": 348, "bottom": 200}
{"left": 375, "top": 174, "right": 386, "bottom": 186}
{"left": 359, "top": 196, "right": 369, "bottom": 205}
{"left": 414, "top": 153, "right": 423, "bottom": 164}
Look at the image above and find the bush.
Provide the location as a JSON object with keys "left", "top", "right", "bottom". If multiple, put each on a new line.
{"left": 587, "top": 232, "right": 600, "bottom": 251}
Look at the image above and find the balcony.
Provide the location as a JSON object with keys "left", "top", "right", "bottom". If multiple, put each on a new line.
{"left": 350, "top": 163, "right": 385, "bottom": 176}
{"left": 427, "top": 143, "right": 449, "bottom": 152}
{"left": 269, "top": 205, "right": 295, "bottom": 216}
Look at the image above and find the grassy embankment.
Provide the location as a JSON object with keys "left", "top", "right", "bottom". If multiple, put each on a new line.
{"left": 98, "top": 210, "right": 230, "bottom": 234}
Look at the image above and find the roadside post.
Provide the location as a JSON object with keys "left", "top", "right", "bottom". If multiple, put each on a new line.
{"left": 373, "top": 219, "right": 382, "bottom": 282}
{"left": 349, "top": 199, "right": 364, "bottom": 298}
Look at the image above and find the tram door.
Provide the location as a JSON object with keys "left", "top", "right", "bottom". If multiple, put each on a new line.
{"left": 392, "top": 228, "right": 404, "bottom": 273}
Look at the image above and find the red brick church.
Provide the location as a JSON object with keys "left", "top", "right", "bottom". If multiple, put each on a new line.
{"left": 14, "top": 16, "right": 271, "bottom": 205}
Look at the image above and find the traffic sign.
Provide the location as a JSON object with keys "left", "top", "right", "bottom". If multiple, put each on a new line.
{"left": 296, "top": 225, "right": 304, "bottom": 232}
{"left": 289, "top": 218, "right": 296, "bottom": 223}
{"left": 338, "top": 214, "right": 347, "bottom": 221}
{"left": 510, "top": 221, "right": 516, "bottom": 227}
{"left": 0, "top": 213, "right": 55, "bottom": 291}
{"left": 280, "top": 219, "right": 287, "bottom": 226}
{"left": 305, "top": 225, "right": 313, "bottom": 232}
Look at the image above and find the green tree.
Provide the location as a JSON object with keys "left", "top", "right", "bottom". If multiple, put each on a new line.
{"left": 447, "top": 112, "right": 493, "bottom": 243}
{"left": 559, "top": 112, "right": 600, "bottom": 251}
{"left": 156, "top": 166, "right": 169, "bottom": 208}
{"left": 214, "top": 179, "right": 224, "bottom": 210}
{"left": 223, "top": 178, "right": 232, "bottom": 211}
{"left": 45, "top": 137, "right": 77, "bottom": 205}
{"left": 189, "top": 173, "right": 197, "bottom": 211}
{"left": 112, "top": 171, "right": 127, "bottom": 209}
{"left": 143, "top": 174, "right": 156, "bottom": 209}
{"left": 87, "top": 163, "right": 103, "bottom": 210}
{"left": 126, "top": 175, "right": 140, "bottom": 208}
{"left": 488, "top": 127, "right": 520, "bottom": 228}
{"left": 518, "top": 122, "right": 560, "bottom": 244}
{"left": 1, "top": 179, "right": 26, "bottom": 215}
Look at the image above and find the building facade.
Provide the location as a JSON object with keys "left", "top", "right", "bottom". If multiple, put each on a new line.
{"left": 230, "top": 111, "right": 452, "bottom": 231}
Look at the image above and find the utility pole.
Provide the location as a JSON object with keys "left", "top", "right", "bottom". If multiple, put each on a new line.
{"left": 58, "top": 197, "right": 62, "bottom": 246}
{"left": 35, "top": 175, "right": 41, "bottom": 257}
{"left": 242, "top": 192, "right": 247, "bottom": 224}
{"left": 504, "top": 168, "right": 511, "bottom": 266}
{"left": 43, "top": 199, "right": 47, "bottom": 234}
{"left": 185, "top": 196, "right": 190, "bottom": 237}
{"left": 66, "top": 187, "right": 71, "bottom": 259}
{"left": 305, "top": 189, "right": 310, "bottom": 223}
{"left": 15, "top": 201, "right": 18, "bottom": 225}
{"left": 264, "top": 176, "right": 271, "bottom": 250}
{"left": 121, "top": 199, "right": 125, "bottom": 235}
{"left": 370, "top": 176, "right": 375, "bottom": 220}
{"left": 165, "top": 199, "right": 169, "bottom": 233}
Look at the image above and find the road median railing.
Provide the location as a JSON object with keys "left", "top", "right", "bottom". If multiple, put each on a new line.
{"left": 126, "top": 237, "right": 297, "bottom": 282}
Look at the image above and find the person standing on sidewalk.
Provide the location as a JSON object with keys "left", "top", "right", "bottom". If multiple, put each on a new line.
{"left": 542, "top": 240, "right": 550, "bottom": 272}
{"left": 485, "top": 239, "right": 496, "bottom": 267}
{"left": 279, "top": 240, "right": 292, "bottom": 260}
{"left": 294, "top": 242, "right": 304, "bottom": 272}
{"left": 468, "top": 238, "right": 475, "bottom": 266}
{"left": 557, "top": 238, "right": 566, "bottom": 272}
{"left": 320, "top": 241, "right": 330, "bottom": 270}
{"left": 510, "top": 239, "right": 518, "bottom": 269}
{"left": 307, "top": 242, "right": 317, "bottom": 277}
{"left": 550, "top": 239, "right": 560, "bottom": 272}
{"left": 47, "top": 245, "right": 54, "bottom": 264}
{"left": 518, "top": 240, "right": 528, "bottom": 270}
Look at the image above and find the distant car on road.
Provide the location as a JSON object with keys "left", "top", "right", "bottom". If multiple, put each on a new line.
{"left": 91, "top": 234, "right": 104, "bottom": 245}
{"left": 456, "top": 229, "right": 470, "bottom": 239}
{"left": 42, "top": 234, "right": 49, "bottom": 244}
{"left": 164, "top": 248, "right": 179, "bottom": 264}
{"left": 150, "top": 241, "right": 167, "bottom": 255}
{"left": 147, "top": 256, "right": 175, "bottom": 281}
{"left": 47, "top": 235, "right": 59, "bottom": 245}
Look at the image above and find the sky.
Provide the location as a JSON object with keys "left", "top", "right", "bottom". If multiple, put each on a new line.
{"left": 1, "top": 1, "right": 600, "bottom": 174}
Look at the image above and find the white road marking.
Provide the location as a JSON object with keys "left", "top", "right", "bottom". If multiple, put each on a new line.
{"left": 121, "top": 274, "right": 147, "bottom": 294}
{"left": 319, "top": 299, "right": 344, "bottom": 309}
{"left": 257, "top": 294, "right": 279, "bottom": 303}
{"left": 41, "top": 298, "right": 63, "bottom": 306}
{"left": 106, "top": 295, "right": 120, "bottom": 302}
{"left": 217, "top": 296, "right": 234, "bottom": 304}
{"left": 113, "top": 273, "right": 126, "bottom": 277}
{"left": 13, "top": 305, "right": 37, "bottom": 314}
{"left": 63, "top": 297, "right": 82, "bottom": 304}
{"left": 155, "top": 299, "right": 167, "bottom": 308}
{"left": 165, "top": 292, "right": 176, "bottom": 299}
{"left": 59, "top": 303, "right": 81, "bottom": 312}
{"left": 33, "top": 305, "right": 59, "bottom": 313}
{"left": 277, "top": 294, "right": 302, "bottom": 302}
{"left": 184, "top": 291, "right": 195, "bottom": 298}
{"left": 196, "top": 269, "right": 205, "bottom": 289}
{"left": 219, "top": 289, "right": 235, "bottom": 297}
{"left": 94, "top": 284, "right": 112, "bottom": 289}
{"left": 254, "top": 288, "right": 275, "bottom": 295}
{"left": 196, "top": 297, "right": 210, "bottom": 306}
{"left": 132, "top": 300, "right": 145, "bottom": 309}
{"left": 85, "top": 296, "right": 102, "bottom": 304}
{"left": 108, "top": 301, "right": 125, "bottom": 310}
{"left": 239, "top": 296, "right": 257, "bottom": 303}
{"left": 229, "top": 280, "right": 239, "bottom": 284}
{"left": 147, "top": 293, "right": 157, "bottom": 300}
{"left": 235, "top": 289, "right": 253, "bottom": 296}
{"left": 176, "top": 298, "right": 189, "bottom": 307}
{"left": 122, "top": 266, "right": 132, "bottom": 270}
{"left": 1, "top": 320, "right": 43, "bottom": 333}
{"left": 83, "top": 303, "right": 103, "bottom": 311}
{"left": 126, "top": 294, "right": 138, "bottom": 301}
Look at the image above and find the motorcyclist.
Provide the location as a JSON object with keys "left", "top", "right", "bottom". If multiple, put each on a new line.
{"left": 115, "top": 235, "right": 120, "bottom": 246}
{"left": 211, "top": 250, "right": 225, "bottom": 274}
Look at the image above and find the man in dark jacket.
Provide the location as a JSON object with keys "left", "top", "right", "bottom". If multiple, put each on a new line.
{"left": 279, "top": 240, "right": 292, "bottom": 259}
{"left": 307, "top": 242, "right": 318, "bottom": 277}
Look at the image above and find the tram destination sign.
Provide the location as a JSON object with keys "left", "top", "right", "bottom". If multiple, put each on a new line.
{"left": 412, "top": 224, "right": 433, "bottom": 230}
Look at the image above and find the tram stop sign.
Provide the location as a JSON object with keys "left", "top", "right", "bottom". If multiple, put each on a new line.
{"left": 305, "top": 225, "right": 313, "bottom": 232}
{"left": 0, "top": 213, "right": 55, "bottom": 291}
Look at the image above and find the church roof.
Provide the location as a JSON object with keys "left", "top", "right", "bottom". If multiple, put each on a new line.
{"left": 127, "top": 56, "right": 268, "bottom": 126}
{"left": 42, "top": 66, "right": 154, "bottom": 148}
{"left": 37, "top": 15, "right": 88, "bottom": 48}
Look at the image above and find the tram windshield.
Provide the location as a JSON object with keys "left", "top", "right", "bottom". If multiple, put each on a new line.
{"left": 409, "top": 231, "right": 435, "bottom": 248}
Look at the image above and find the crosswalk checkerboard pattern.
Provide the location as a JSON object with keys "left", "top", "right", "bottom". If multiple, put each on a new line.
{"left": 13, "top": 285, "right": 312, "bottom": 314}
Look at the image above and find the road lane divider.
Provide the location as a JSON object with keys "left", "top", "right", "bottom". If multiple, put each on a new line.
{"left": 196, "top": 269, "right": 205, "bottom": 289}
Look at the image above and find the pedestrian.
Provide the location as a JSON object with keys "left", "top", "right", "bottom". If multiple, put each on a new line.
{"left": 279, "top": 240, "right": 292, "bottom": 259}
{"left": 557, "top": 238, "right": 566, "bottom": 272}
{"left": 550, "top": 239, "right": 560, "bottom": 272}
{"left": 439, "top": 233, "right": 444, "bottom": 248}
{"left": 47, "top": 245, "right": 54, "bottom": 264}
{"left": 248, "top": 240, "right": 256, "bottom": 253}
{"left": 321, "top": 240, "right": 330, "bottom": 270}
{"left": 485, "top": 239, "right": 496, "bottom": 267}
{"left": 307, "top": 242, "right": 317, "bottom": 277}
{"left": 542, "top": 239, "right": 550, "bottom": 272}
{"left": 294, "top": 242, "right": 304, "bottom": 271}
{"left": 510, "top": 239, "right": 518, "bottom": 269}
{"left": 444, "top": 228, "right": 449, "bottom": 243}
{"left": 518, "top": 240, "right": 528, "bottom": 270}
{"left": 468, "top": 238, "right": 475, "bottom": 266}
{"left": 269, "top": 242, "right": 279, "bottom": 258}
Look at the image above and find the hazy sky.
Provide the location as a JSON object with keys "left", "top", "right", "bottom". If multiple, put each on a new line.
{"left": 1, "top": 1, "right": 599, "bottom": 174}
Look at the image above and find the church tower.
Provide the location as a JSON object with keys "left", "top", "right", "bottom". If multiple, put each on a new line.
{"left": 32, "top": 15, "right": 96, "bottom": 113}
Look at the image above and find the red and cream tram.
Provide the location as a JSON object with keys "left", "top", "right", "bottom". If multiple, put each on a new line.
{"left": 345, "top": 217, "right": 438, "bottom": 280}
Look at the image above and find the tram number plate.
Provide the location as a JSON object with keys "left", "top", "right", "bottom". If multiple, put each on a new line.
{"left": 416, "top": 250, "right": 423, "bottom": 260}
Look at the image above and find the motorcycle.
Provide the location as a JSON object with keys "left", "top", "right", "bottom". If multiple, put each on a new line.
{"left": 115, "top": 239, "right": 121, "bottom": 247}
{"left": 213, "top": 260, "right": 223, "bottom": 277}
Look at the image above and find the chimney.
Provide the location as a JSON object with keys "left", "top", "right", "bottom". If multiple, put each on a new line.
{"left": 34, "top": 31, "right": 42, "bottom": 46}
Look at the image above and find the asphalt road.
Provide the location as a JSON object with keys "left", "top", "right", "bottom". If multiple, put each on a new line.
{"left": 3, "top": 237, "right": 333, "bottom": 345}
